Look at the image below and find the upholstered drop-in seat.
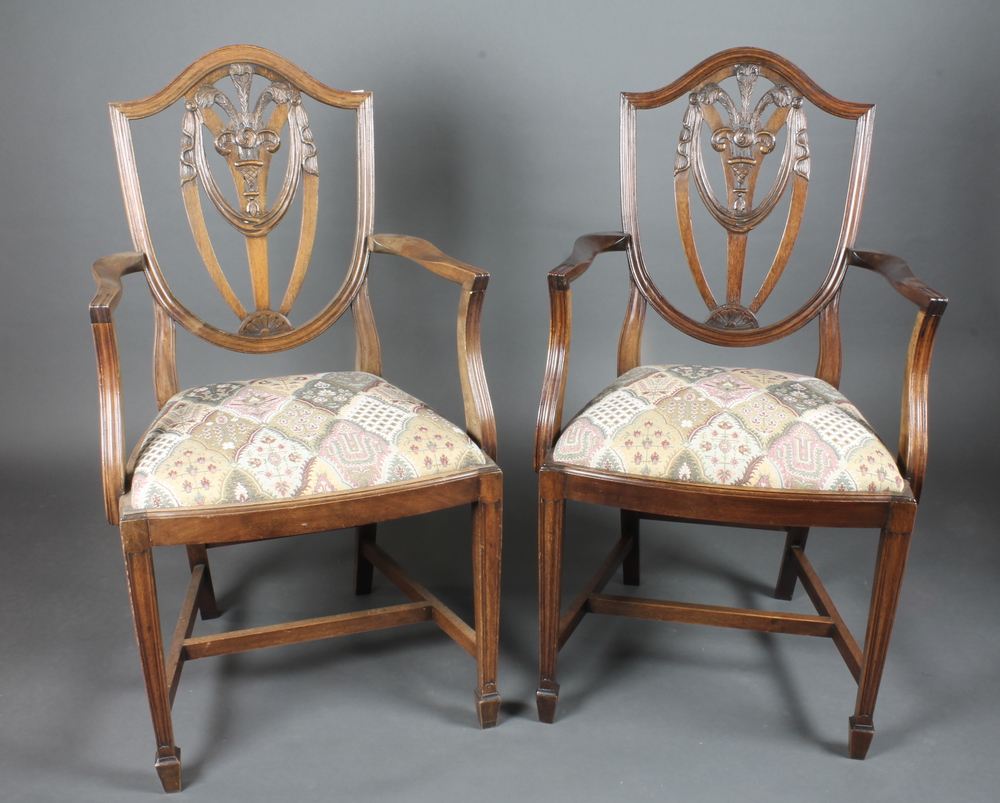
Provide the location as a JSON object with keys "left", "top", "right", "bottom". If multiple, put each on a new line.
{"left": 130, "top": 371, "right": 492, "bottom": 510}
{"left": 552, "top": 365, "right": 905, "bottom": 495}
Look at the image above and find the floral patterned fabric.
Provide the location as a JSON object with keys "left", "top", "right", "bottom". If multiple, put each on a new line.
{"left": 130, "top": 372, "right": 491, "bottom": 510}
{"left": 552, "top": 365, "right": 906, "bottom": 494}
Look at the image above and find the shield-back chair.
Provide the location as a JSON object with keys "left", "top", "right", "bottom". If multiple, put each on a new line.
{"left": 91, "top": 46, "right": 501, "bottom": 792}
{"left": 534, "top": 47, "right": 946, "bottom": 758}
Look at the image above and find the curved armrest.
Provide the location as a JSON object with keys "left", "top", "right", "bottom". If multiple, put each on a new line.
{"left": 535, "top": 233, "right": 630, "bottom": 471}
{"left": 369, "top": 234, "right": 488, "bottom": 290}
{"left": 549, "top": 232, "right": 630, "bottom": 289}
{"left": 366, "top": 234, "right": 497, "bottom": 461}
{"left": 91, "top": 252, "right": 147, "bottom": 524}
{"left": 90, "top": 251, "right": 146, "bottom": 322}
{"left": 848, "top": 250, "right": 947, "bottom": 315}
{"left": 848, "top": 249, "right": 948, "bottom": 502}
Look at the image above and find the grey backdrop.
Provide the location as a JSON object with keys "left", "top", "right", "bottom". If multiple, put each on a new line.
{"left": 2, "top": 1, "right": 998, "bottom": 801}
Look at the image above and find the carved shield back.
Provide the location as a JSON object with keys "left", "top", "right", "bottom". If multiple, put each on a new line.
{"left": 620, "top": 49, "right": 875, "bottom": 353}
{"left": 110, "top": 46, "right": 375, "bottom": 355}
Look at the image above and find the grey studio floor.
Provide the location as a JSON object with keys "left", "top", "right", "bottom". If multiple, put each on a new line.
{"left": 3, "top": 457, "right": 998, "bottom": 802}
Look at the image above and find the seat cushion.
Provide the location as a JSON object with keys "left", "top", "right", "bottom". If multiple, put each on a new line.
{"left": 552, "top": 365, "right": 906, "bottom": 494}
{"left": 130, "top": 372, "right": 491, "bottom": 510}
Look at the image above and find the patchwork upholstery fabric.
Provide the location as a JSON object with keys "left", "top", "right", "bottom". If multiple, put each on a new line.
{"left": 552, "top": 365, "right": 906, "bottom": 494}
{"left": 130, "top": 372, "right": 490, "bottom": 510}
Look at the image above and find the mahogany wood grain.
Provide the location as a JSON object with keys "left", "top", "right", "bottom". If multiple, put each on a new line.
{"left": 184, "top": 544, "right": 219, "bottom": 620}
{"left": 351, "top": 278, "right": 383, "bottom": 376}
{"left": 587, "top": 594, "right": 836, "bottom": 637}
{"left": 848, "top": 249, "right": 948, "bottom": 314}
{"left": 353, "top": 522, "right": 377, "bottom": 596}
{"left": 815, "top": 293, "right": 844, "bottom": 388}
{"left": 182, "top": 602, "right": 435, "bottom": 660}
{"left": 773, "top": 526, "right": 809, "bottom": 601}
{"left": 617, "top": 277, "right": 646, "bottom": 375}
{"left": 791, "top": 546, "right": 863, "bottom": 680}
{"left": 555, "top": 465, "right": 907, "bottom": 528}
{"left": 536, "top": 485, "right": 564, "bottom": 725}
{"left": 129, "top": 469, "right": 496, "bottom": 547}
{"left": 620, "top": 510, "right": 641, "bottom": 586}
{"left": 362, "top": 540, "right": 476, "bottom": 655}
{"left": 558, "top": 531, "right": 633, "bottom": 649}
{"left": 472, "top": 490, "right": 503, "bottom": 728}
{"left": 120, "top": 518, "right": 181, "bottom": 792}
{"left": 164, "top": 564, "right": 205, "bottom": 704}
{"left": 848, "top": 502, "right": 916, "bottom": 758}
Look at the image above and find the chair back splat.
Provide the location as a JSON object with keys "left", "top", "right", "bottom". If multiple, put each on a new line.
{"left": 110, "top": 47, "right": 377, "bottom": 399}
{"left": 618, "top": 50, "right": 876, "bottom": 376}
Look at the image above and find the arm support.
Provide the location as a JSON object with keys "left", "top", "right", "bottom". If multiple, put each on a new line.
{"left": 367, "top": 234, "right": 497, "bottom": 461}
{"left": 848, "top": 249, "right": 948, "bottom": 501}
{"left": 848, "top": 250, "right": 947, "bottom": 315}
{"left": 535, "top": 233, "right": 630, "bottom": 471}
{"left": 90, "top": 252, "right": 146, "bottom": 524}
{"left": 91, "top": 251, "right": 146, "bottom": 323}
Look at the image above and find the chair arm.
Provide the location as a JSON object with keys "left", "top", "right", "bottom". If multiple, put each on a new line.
{"left": 90, "top": 252, "right": 146, "bottom": 524}
{"left": 366, "top": 234, "right": 497, "bottom": 461}
{"left": 549, "top": 232, "right": 630, "bottom": 289}
{"left": 848, "top": 249, "right": 948, "bottom": 502}
{"left": 90, "top": 251, "right": 146, "bottom": 323}
{"left": 847, "top": 250, "right": 947, "bottom": 315}
{"left": 369, "top": 234, "right": 488, "bottom": 290}
{"left": 535, "top": 233, "right": 630, "bottom": 471}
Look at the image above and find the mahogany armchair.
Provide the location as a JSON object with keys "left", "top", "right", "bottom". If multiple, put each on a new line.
{"left": 535, "top": 48, "right": 946, "bottom": 758}
{"left": 91, "top": 46, "right": 501, "bottom": 792}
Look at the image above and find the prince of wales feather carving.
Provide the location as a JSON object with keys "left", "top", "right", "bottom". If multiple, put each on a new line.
{"left": 180, "top": 63, "right": 318, "bottom": 236}
{"left": 676, "top": 63, "right": 810, "bottom": 232}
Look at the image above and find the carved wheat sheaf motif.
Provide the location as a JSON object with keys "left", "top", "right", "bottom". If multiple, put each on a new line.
{"left": 180, "top": 63, "right": 318, "bottom": 236}
{"left": 675, "top": 63, "right": 809, "bottom": 233}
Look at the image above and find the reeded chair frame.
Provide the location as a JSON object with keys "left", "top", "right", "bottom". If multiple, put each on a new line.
{"left": 535, "top": 48, "right": 946, "bottom": 758}
{"left": 91, "top": 46, "right": 501, "bottom": 792}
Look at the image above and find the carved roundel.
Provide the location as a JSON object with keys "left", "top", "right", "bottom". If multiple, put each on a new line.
{"left": 705, "top": 303, "right": 759, "bottom": 330}
{"left": 238, "top": 309, "right": 293, "bottom": 337}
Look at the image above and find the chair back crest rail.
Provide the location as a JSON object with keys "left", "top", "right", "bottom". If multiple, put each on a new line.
{"left": 109, "top": 45, "right": 377, "bottom": 404}
{"left": 619, "top": 48, "right": 875, "bottom": 383}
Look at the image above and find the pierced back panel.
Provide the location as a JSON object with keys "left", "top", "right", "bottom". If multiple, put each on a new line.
{"left": 110, "top": 46, "right": 374, "bottom": 360}
{"left": 620, "top": 49, "right": 875, "bottom": 359}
